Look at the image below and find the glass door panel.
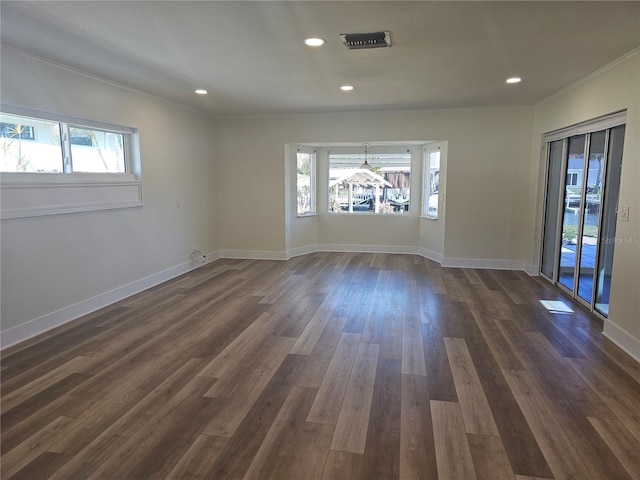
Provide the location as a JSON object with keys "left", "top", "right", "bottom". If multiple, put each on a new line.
{"left": 576, "top": 130, "right": 606, "bottom": 303}
{"left": 595, "top": 125, "right": 625, "bottom": 316}
{"left": 541, "top": 140, "right": 564, "bottom": 279}
{"left": 558, "top": 135, "right": 586, "bottom": 292}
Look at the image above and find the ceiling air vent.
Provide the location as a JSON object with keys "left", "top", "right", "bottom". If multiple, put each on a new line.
{"left": 340, "top": 31, "right": 391, "bottom": 50}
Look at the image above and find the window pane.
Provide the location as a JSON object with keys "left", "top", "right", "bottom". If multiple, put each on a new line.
{"left": 69, "top": 127, "right": 125, "bottom": 173}
{"left": 423, "top": 150, "right": 440, "bottom": 218}
{"left": 329, "top": 152, "right": 411, "bottom": 214}
{"left": 541, "top": 139, "right": 564, "bottom": 279}
{"left": 595, "top": 125, "right": 625, "bottom": 317}
{"left": 577, "top": 130, "right": 606, "bottom": 304}
{"left": 0, "top": 113, "right": 63, "bottom": 173}
{"left": 558, "top": 134, "right": 586, "bottom": 293}
{"left": 297, "top": 152, "right": 314, "bottom": 215}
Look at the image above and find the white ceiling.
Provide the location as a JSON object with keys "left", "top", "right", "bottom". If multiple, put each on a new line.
{"left": 2, "top": 1, "right": 639, "bottom": 117}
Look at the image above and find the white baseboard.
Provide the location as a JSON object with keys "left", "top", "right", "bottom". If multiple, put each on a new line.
{"left": 602, "top": 320, "right": 640, "bottom": 363}
{"left": 524, "top": 262, "right": 540, "bottom": 276}
{"left": 287, "top": 244, "right": 319, "bottom": 259}
{"left": 0, "top": 258, "right": 208, "bottom": 350}
{"left": 287, "top": 244, "right": 523, "bottom": 270}
{"left": 318, "top": 243, "right": 419, "bottom": 255}
{"left": 418, "top": 247, "right": 444, "bottom": 264}
{"left": 441, "top": 257, "right": 525, "bottom": 270}
{"left": 218, "top": 249, "right": 288, "bottom": 260}
{"left": 205, "top": 250, "right": 221, "bottom": 262}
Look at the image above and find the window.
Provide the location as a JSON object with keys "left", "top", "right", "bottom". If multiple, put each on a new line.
{"left": 1, "top": 114, "right": 61, "bottom": 172}
{"left": 1, "top": 106, "right": 142, "bottom": 219}
{"left": 1, "top": 121, "right": 35, "bottom": 141}
{"left": 566, "top": 172, "right": 579, "bottom": 186}
{"left": 0, "top": 112, "right": 129, "bottom": 174}
{"left": 422, "top": 148, "right": 440, "bottom": 218}
{"left": 68, "top": 127, "right": 125, "bottom": 173}
{"left": 328, "top": 150, "right": 411, "bottom": 214}
{"left": 70, "top": 129, "right": 94, "bottom": 146}
{"left": 296, "top": 150, "right": 316, "bottom": 215}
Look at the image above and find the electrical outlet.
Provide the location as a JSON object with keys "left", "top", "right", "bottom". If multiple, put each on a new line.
{"left": 619, "top": 205, "right": 630, "bottom": 222}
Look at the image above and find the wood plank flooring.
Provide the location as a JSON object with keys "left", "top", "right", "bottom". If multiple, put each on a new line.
{"left": 2, "top": 252, "right": 639, "bottom": 479}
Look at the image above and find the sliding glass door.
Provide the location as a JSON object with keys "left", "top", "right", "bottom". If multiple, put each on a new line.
{"left": 540, "top": 115, "right": 625, "bottom": 317}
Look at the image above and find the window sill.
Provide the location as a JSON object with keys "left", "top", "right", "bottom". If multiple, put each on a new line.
{"left": 421, "top": 215, "right": 439, "bottom": 220}
{"left": 1, "top": 172, "right": 143, "bottom": 220}
{"left": 297, "top": 213, "right": 317, "bottom": 218}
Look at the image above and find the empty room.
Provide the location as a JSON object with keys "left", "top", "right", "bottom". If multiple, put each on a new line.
{"left": 1, "top": 1, "right": 639, "bottom": 479}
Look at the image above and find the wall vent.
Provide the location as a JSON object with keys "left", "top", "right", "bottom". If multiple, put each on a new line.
{"left": 340, "top": 32, "right": 391, "bottom": 50}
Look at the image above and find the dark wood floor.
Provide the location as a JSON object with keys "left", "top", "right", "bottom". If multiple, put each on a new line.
{"left": 1, "top": 252, "right": 639, "bottom": 480}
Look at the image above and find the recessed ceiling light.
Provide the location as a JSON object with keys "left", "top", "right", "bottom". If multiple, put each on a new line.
{"left": 195, "top": 89, "right": 208, "bottom": 95}
{"left": 305, "top": 37, "right": 325, "bottom": 47}
{"left": 506, "top": 77, "right": 522, "bottom": 84}
{"left": 340, "top": 85, "right": 354, "bottom": 91}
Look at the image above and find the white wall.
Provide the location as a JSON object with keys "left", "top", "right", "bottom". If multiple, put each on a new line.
{"left": 0, "top": 49, "right": 218, "bottom": 344}
{"left": 530, "top": 50, "right": 640, "bottom": 359}
{"left": 215, "top": 107, "right": 534, "bottom": 265}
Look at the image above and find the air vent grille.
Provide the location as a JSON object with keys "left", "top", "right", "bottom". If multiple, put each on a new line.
{"left": 340, "top": 32, "right": 391, "bottom": 50}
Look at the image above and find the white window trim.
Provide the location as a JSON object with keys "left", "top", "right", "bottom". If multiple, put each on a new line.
{"left": 1, "top": 104, "right": 142, "bottom": 220}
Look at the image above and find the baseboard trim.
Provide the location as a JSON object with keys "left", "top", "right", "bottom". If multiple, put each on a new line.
{"left": 0, "top": 258, "right": 209, "bottom": 350}
{"left": 441, "top": 257, "right": 525, "bottom": 271}
{"left": 318, "top": 243, "right": 419, "bottom": 255}
{"left": 418, "top": 247, "right": 444, "bottom": 264}
{"left": 218, "top": 249, "right": 288, "bottom": 261}
{"left": 286, "top": 244, "right": 524, "bottom": 270}
{"left": 524, "top": 262, "right": 540, "bottom": 276}
{"left": 602, "top": 320, "right": 640, "bottom": 363}
{"left": 205, "top": 250, "right": 221, "bottom": 262}
{"left": 286, "top": 244, "right": 320, "bottom": 259}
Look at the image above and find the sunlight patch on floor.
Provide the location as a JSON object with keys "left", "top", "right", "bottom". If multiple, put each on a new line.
{"left": 540, "top": 300, "right": 574, "bottom": 314}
